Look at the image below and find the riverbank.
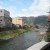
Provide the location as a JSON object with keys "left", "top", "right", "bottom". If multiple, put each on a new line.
{"left": 0, "top": 28, "right": 42, "bottom": 50}
{"left": 0, "top": 28, "right": 32, "bottom": 40}
{"left": 0, "top": 23, "right": 37, "bottom": 40}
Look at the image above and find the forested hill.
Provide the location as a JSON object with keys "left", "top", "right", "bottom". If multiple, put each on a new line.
{"left": 34, "top": 15, "right": 48, "bottom": 25}
{"left": 22, "top": 15, "right": 48, "bottom": 25}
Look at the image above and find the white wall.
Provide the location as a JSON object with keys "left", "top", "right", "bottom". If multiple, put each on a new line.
{"left": 0, "top": 9, "right": 4, "bottom": 16}
{"left": 0, "top": 9, "right": 11, "bottom": 28}
{"left": 0, "top": 16, "right": 5, "bottom": 27}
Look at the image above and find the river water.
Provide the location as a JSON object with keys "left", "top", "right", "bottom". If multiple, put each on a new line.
{"left": 0, "top": 28, "right": 47, "bottom": 50}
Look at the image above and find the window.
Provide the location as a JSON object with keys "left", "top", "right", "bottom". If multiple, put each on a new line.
{"left": 0, "top": 20, "right": 2, "bottom": 21}
{"left": 1, "top": 10, "right": 2, "bottom": 12}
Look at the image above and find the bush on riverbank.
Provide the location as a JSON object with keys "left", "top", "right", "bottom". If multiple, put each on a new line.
{"left": 0, "top": 24, "right": 35, "bottom": 40}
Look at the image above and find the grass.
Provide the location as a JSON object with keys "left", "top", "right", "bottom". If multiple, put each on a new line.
{"left": 0, "top": 29, "right": 27, "bottom": 40}
{"left": 0, "top": 25, "right": 35, "bottom": 40}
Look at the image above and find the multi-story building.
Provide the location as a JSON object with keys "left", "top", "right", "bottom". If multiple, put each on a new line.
{"left": 0, "top": 9, "right": 12, "bottom": 28}
{"left": 12, "top": 17, "right": 24, "bottom": 27}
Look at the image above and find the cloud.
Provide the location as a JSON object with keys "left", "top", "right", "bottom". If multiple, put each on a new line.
{"left": 19, "top": 0, "right": 49, "bottom": 17}
{"left": 22, "top": 9, "right": 27, "bottom": 12}
{"left": 7, "top": 6, "right": 17, "bottom": 18}
{"left": 0, "top": 0, "right": 50, "bottom": 17}
{"left": 29, "top": 0, "right": 49, "bottom": 16}
{"left": 0, "top": 5, "right": 17, "bottom": 18}
{"left": 0, "top": 0, "right": 24, "bottom": 18}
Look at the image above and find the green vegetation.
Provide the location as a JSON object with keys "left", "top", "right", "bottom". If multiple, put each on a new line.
{"left": 46, "top": 32, "right": 50, "bottom": 37}
{"left": 0, "top": 15, "right": 48, "bottom": 40}
{"left": 0, "top": 29, "right": 27, "bottom": 40}
{"left": 46, "top": 32, "right": 50, "bottom": 41}
{"left": 22, "top": 15, "right": 48, "bottom": 26}
{"left": 34, "top": 15, "right": 48, "bottom": 25}
{"left": 0, "top": 25, "right": 34, "bottom": 40}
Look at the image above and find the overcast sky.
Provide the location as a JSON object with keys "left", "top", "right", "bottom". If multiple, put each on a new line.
{"left": 0, "top": 0, "right": 50, "bottom": 18}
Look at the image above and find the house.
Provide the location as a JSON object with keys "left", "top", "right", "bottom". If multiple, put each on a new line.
{"left": 12, "top": 17, "right": 24, "bottom": 27}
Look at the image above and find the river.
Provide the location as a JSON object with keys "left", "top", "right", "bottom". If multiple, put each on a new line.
{"left": 0, "top": 28, "right": 47, "bottom": 50}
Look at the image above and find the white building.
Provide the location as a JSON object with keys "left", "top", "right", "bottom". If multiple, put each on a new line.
{"left": 0, "top": 9, "right": 12, "bottom": 28}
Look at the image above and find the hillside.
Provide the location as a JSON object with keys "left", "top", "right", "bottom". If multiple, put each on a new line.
{"left": 22, "top": 15, "right": 48, "bottom": 26}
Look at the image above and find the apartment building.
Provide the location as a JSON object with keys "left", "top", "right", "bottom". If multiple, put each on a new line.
{"left": 0, "top": 9, "right": 12, "bottom": 28}
{"left": 12, "top": 17, "right": 24, "bottom": 27}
